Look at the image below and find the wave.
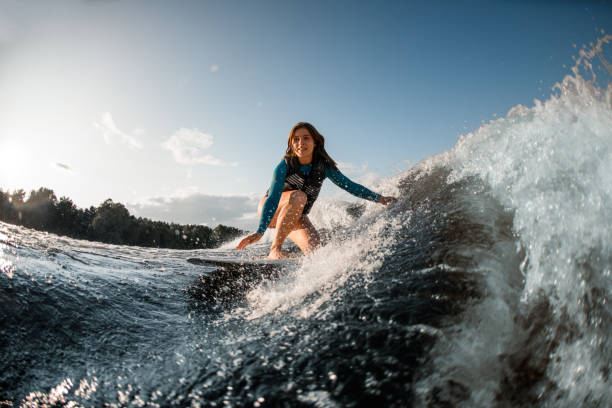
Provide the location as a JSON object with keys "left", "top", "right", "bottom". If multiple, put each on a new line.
{"left": 411, "top": 36, "right": 612, "bottom": 406}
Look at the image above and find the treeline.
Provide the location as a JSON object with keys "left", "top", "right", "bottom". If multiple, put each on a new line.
{"left": 0, "top": 187, "right": 244, "bottom": 249}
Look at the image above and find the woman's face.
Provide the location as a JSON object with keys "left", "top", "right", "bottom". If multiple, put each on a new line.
{"left": 291, "top": 127, "right": 316, "bottom": 160}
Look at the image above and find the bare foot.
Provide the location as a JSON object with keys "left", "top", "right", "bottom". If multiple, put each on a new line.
{"left": 268, "top": 247, "right": 290, "bottom": 260}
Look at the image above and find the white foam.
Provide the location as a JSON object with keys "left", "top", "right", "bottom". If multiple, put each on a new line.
{"left": 242, "top": 195, "right": 409, "bottom": 320}
{"left": 416, "top": 37, "right": 612, "bottom": 406}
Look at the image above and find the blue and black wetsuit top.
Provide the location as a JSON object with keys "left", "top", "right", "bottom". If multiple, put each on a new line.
{"left": 257, "top": 155, "right": 380, "bottom": 234}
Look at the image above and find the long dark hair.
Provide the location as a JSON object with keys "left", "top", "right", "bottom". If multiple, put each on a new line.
{"left": 284, "top": 122, "right": 338, "bottom": 170}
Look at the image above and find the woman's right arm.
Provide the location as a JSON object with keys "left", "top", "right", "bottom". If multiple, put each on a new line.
{"left": 236, "top": 160, "right": 287, "bottom": 249}
{"left": 237, "top": 161, "right": 287, "bottom": 250}
{"left": 256, "top": 161, "right": 287, "bottom": 234}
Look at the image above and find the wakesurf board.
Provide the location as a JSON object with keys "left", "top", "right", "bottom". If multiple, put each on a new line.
{"left": 186, "top": 257, "right": 300, "bottom": 305}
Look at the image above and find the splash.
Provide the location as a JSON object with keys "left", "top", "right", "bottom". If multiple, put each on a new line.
{"left": 415, "top": 35, "right": 612, "bottom": 406}
{"left": 571, "top": 34, "right": 612, "bottom": 81}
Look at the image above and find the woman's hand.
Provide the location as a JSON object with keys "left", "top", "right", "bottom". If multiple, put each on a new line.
{"left": 377, "top": 195, "right": 398, "bottom": 205}
{"left": 236, "top": 232, "right": 263, "bottom": 250}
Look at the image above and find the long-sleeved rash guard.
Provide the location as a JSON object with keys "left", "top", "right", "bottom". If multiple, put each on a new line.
{"left": 256, "top": 160, "right": 380, "bottom": 234}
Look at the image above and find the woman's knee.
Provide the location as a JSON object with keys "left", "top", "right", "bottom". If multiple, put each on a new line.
{"left": 288, "top": 190, "right": 307, "bottom": 207}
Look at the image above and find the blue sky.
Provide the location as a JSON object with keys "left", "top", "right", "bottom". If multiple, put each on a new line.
{"left": 1, "top": 0, "right": 611, "bottom": 228}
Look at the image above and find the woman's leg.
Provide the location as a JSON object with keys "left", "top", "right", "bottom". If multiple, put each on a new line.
{"left": 269, "top": 191, "right": 307, "bottom": 258}
{"left": 258, "top": 190, "right": 320, "bottom": 258}
{"left": 287, "top": 215, "right": 320, "bottom": 255}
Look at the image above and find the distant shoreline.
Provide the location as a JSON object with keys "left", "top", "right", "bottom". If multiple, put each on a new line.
{"left": 0, "top": 187, "right": 244, "bottom": 249}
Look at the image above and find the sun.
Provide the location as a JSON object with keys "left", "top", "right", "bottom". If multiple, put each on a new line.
{"left": 0, "top": 139, "right": 28, "bottom": 186}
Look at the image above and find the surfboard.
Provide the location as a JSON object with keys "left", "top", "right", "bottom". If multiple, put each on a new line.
{"left": 186, "top": 257, "right": 298, "bottom": 268}
{"left": 186, "top": 257, "right": 300, "bottom": 305}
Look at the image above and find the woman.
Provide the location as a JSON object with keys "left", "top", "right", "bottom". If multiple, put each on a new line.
{"left": 237, "top": 122, "right": 397, "bottom": 259}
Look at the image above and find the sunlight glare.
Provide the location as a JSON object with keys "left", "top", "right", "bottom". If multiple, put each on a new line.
{"left": 0, "top": 139, "right": 29, "bottom": 182}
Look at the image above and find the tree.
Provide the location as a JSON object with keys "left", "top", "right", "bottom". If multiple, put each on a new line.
{"left": 10, "top": 189, "right": 26, "bottom": 205}
{"left": 0, "top": 189, "right": 11, "bottom": 221}
{"left": 0, "top": 186, "right": 245, "bottom": 249}
{"left": 54, "top": 196, "right": 79, "bottom": 236}
{"left": 90, "top": 199, "right": 133, "bottom": 244}
{"left": 22, "top": 188, "right": 57, "bottom": 230}
{"left": 211, "top": 225, "right": 243, "bottom": 246}
{"left": 26, "top": 188, "right": 57, "bottom": 205}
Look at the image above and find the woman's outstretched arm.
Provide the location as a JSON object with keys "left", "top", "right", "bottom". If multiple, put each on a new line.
{"left": 326, "top": 167, "right": 396, "bottom": 204}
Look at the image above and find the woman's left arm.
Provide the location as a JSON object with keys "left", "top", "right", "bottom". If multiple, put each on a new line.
{"left": 326, "top": 167, "right": 397, "bottom": 205}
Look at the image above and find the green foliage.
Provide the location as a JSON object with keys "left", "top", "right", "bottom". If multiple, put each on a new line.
{"left": 0, "top": 187, "right": 245, "bottom": 249}
{"left": 90, "top": 199, "right": 133, "bottom": 244}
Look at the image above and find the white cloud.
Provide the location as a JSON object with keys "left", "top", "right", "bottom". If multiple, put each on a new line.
{"left": 209, "top": 65, "right": 219, "bottom": 73}
{"left": 93, "top": 112, "right": 143, "bottom": 149}
{"left": 162, "top": 128, "right": 238, "bottom": 166}
{"left": 51, "top": 162, "right": 74, "bottom": 174}
{"left": 128, "top": 191, "right": 260, "bottom": 229}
